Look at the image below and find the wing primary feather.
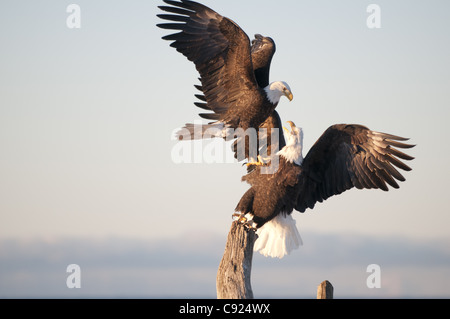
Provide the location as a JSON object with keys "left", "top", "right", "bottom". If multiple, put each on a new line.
{"left": 353, "top": 159, "right": 373, "bottom": 189}
{"left": 383, "top": 161, "right": 406, "bottom": 182}
{"left": 161, "top": 32, "right": 184, "bottom": 41}
{"left": 162, "top": 0, "right": 196, "bottom": 10}
{"left": 157, "top": 23, "right": 187, "bottom": 30}
{"left": 386, "top": 154, "right": 413, "bottom": 172}
{"left": 199, "top": 113, "right": 221, "bottom": 120}
{"left": 157, "top": 14, "right": 190, "bottom": 22}
{"left": 158, "top": 6, "right": 194, "bottom": 16}
{"left": 388, "top": 147, "right": 415, "bottom": 161}
{"left": 195, "top": 94, "right": 206, "bottom": 101}
{"left": 194, "top": 102, "right": 211, "bottom": 110}
{"left": 386, "top": 140, "right": 415, "bottom": 149}
{"left": 376, "top": 132, "right": 410, "bottom": 142}
{"left": 370, "top": 164, "right": 389, "bottom": 191}
{"left": 377, "top": 167, "right": 400, "bottom": 189}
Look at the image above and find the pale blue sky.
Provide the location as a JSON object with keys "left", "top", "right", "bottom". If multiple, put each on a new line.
{"left": 1, "top": 0, "right": 450, "bottom": 298}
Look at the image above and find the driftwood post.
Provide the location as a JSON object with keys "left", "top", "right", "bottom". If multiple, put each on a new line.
{"left": 216, "top": 221, "right": 257, "bottom": 299}
{"left": 317, "top": 280, "right": 334, "bottom": 299}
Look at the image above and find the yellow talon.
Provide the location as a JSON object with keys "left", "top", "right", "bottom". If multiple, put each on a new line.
{"left": 232, "top": 213, "right": 256, "bottom": 231}
{"left": 246, "top": 155, "right": 265, "bottom": 167}
{"left": 232, "top": 213, "right": 247, "bottom": 224}
{"left": 246, "top": 161, "right": 263, "bottom": 167}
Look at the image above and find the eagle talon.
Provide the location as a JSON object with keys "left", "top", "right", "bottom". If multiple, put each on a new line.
{"left": 243, "top": 221, "right": 256, "bottom": 232}
{"left": 232, "top": 213, "right": 246, "bottom": 224}
{"left": 233, "top": 213, "right": 256, "bottom": 231}
{"left": 232, "top": 213, "right": 241, "bottom": 220}
{"left": 246, "top": 162, "right": 263, "bottom": 167}
{"left": 246, "top": 156, "right": 266, "bottom": 167}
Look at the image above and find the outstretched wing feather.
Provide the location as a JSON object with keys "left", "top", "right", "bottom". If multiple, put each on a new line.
{"left": 158, "top": 0, "right": 261, "bottom": 121}
{"left": 296, "top": 124, "right": 415, "bottom": 212}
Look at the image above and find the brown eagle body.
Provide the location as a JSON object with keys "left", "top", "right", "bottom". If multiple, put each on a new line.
{"left": 237, "top": 156, "right": 302, "bottom": 228}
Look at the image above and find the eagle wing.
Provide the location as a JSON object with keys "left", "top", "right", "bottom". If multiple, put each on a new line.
{"left": 295, "top": 124, "right": 415, "bottom": 212}
{"left": 194, "top": 34, "right": 276, "bottom": 115}
{"left": 157, "top": 0, "right": 261, "bottom": 122}
{"left": 251, "top": 34, "right": 276, "bottom": 88}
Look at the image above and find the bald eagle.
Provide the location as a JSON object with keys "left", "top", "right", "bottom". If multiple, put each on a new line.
{"left": 157, "top": 0, "right": 293, "bottom": 163}
{"left": 235, "top": 121, "right": 415, "bottom": 258}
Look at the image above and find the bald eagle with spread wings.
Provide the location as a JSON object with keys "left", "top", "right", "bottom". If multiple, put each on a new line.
{"left": 234, "top": 121, "right": 415, "bottom": 258}
{"left": 157, "top": 0, "right": 292, "bottom": 164}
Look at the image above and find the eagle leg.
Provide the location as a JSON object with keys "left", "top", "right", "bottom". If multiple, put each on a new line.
{"left": 232, "top": 212, "right": 246, "bottom": 223}
{"left": 243, "top": 220, "right": 257, "bottom": 232}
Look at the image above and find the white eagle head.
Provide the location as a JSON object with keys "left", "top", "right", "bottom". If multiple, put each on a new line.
{"left": 277, "top": 121, "right": 303, "bottom": 165}
{"left": 264, "top": 81, "right": 293, "bottom": 105}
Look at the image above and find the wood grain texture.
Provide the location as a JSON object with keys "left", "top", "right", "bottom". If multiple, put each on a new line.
{"left": 216, "top": 221, "right": 257, "bottom": 299}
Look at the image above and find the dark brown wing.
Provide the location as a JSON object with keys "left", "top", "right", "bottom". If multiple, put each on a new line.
{"left": 296, "top": 124, "right": 415, "bottom": 212}
{"left": 157, "top": 0, "right": 262, "bottom": 122}
{"left": 251, "top": 34, "right": 276, "bottom": 88}
{"left": 193, "top": 34, "right": 277, "bottom": 119}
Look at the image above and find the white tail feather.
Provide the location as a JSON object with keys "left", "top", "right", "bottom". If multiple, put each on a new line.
{"left": 174, "top": 121, "right": 228, "bottom": 140}
{"left": 254, "top": 214, "right": 302, "bottom": 259}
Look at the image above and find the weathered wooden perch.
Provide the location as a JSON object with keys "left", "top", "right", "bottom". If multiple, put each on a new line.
{"left": 317, "top": 280, "right": 334, "bottom": 299}
{"left": 216, "top": 221, "right": 257, "bottom": 299}
{"left": 216, "top": 220, "right": 335, "bottom": 299}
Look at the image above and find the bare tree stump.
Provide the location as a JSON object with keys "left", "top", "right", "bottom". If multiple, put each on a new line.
{"left": 216, "top": 221, "right": 257, "bottom": 299}
{"left": 317, "top": 280, "right": 334, "bottom": 299}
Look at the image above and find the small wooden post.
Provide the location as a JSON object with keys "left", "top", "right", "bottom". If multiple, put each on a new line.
{"left": 216, "top": 221, "right": 257, "bottom": 299}
{"left": 317, "top": 280, "right": 334, "bottom": 299}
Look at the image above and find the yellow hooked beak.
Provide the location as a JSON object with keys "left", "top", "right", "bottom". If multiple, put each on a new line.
{"left": 284, "top": 90, "right": 294, "bottom": 102}
{"left": 283, "top": 121, "right": 296, "bottom": 134}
